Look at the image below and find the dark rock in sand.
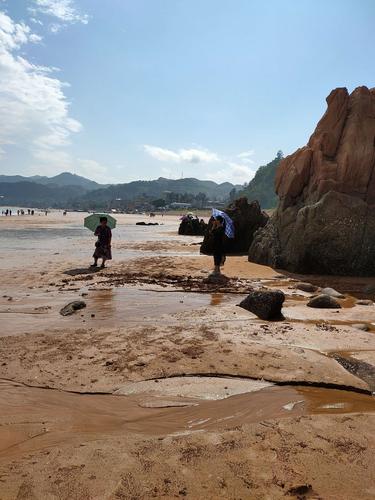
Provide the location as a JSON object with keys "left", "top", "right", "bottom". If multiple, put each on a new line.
{"left": 238, "top": 290, "right": 285, "bottom": 320}
{"left": 249, "top": 86, "right": 375, "bottom": 276}
{"left": 178, "top": 217, "right": 207, "bottom": 236}
{"left": 363, "top": 284, "right": 375, "bottom": 295}
{"left": 136, "top": 222, "right": 159, "bottom": 226}
{"left": 352, "top": 323, "right": 370, "bottom": 331}
{"left": 307, "top": 294, "right": 341, "bottom": 309}
{"left": 203, "top": 273, "right": 230, "bottom": 285}
{"left": 295, "top": 282, "right": 319, "bottom": 293}
{"left": 201, "top": 197, "right": 268, "bottom": 255}
{"left": 60, "top": 300, "right": 86, "bottom": 316}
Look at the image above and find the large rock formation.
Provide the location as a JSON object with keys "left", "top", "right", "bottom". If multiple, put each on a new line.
{"left": 200, "top": 197, "right": 268, "bottom": 255}
{"left": 249, "top": 86, "right": 375, "bottom": 276}
{"left": 178, "top": 216, "right": 207, "bottom": 236}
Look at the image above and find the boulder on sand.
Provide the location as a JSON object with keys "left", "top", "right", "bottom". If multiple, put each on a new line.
{"left": 60, "top": 300, "right": 86, "bottom": 316}
{"left": 307, "top": 294, "right": 341, "bottom": 309}
{"left": 178, "top": 217, "right": 207, "bottom": 236}
{"left": 249, "top": 86, "right": 375, "bottom": 276}
{"left": 201, "top": 197, "right": 268, "bottom": 255}
{"left": 295, "top": 282, "right": 319, "bottom": 293}
{"left": 238, "top": 290, "right": 285, "bottom": 320}
{"left": 320, "top": 287, "right": 345, "bottom": 298}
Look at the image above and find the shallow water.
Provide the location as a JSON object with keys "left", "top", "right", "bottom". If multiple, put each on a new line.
{"left": 0, "top": 287, "right": 220, "bottom": 336}
{"left": 1, "top": 379, "right": 374, "bottom": 460}
{"left": 0, "top": 213, "right": 200, "bottom": 271}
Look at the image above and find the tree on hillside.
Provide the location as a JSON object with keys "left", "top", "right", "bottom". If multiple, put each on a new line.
{"left": 229, "top": 188, "right": 237, "bottom": 202}
{"left": 240, "top": 151, "right": 284, "bottom": 209}
{"left": 152, "top": 198, "right": 166, "bottom": 208}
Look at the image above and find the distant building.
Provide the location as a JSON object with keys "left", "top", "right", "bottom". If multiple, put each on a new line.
{"left": 168, "top": 202, "right": 192, "bottom": 209}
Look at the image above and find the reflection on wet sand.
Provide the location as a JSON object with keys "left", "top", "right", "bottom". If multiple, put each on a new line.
{"left": 0, "top": 287, "right": 216, "bottom": 336}
{"left": 210, "top": 293, "right": 224, "bottom": 306}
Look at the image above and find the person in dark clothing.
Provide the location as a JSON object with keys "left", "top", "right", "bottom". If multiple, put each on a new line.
{"left": 91, "top": 217, "right": 112, "bottom": 268}
{"left": 211, "top": 215, "right": 226, "bottom": 274}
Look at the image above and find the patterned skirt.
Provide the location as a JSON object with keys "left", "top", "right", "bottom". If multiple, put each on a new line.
{"left": 93, "top": 244, "right": 112, "bottom": 260}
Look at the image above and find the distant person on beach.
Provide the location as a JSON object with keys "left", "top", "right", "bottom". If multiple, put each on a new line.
{"left": 211, "top": 215, "right": 226, "bottom": 275}
{"left": 91, "top": 216, "right": 112, "bottom": 268}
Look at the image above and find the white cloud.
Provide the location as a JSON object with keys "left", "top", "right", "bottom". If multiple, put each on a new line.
{"left": 144, "top": 145, "right": 180, "bottom": 162}
{"left": 30, "top": 17, "right": 44, "bottom": 26}
{"left": 143, "top": 145, "right": 220, "bottom": 164}
{"left": 179, "top": 148, "right": 219, "bottom": 163}
{"left": 206, "top": 162, "right": 256, "bottom": 185}
{"left": 144, "top": 143, "right": 257, "bottom": 184}
{"left": 29, "top": 32, "right": 43, "bottom": 43}
{"left": 237, "top": 149, "right": 255, "bottom": 159}
{"left": 0, "top": 11, "right": 82, "bottom": 170}
{"left": 49, "top": 22, "right": 63, "bottom": 33}
{"left": 32, "top": 0, "right": 88, "bottom": 25}
{"left": 27, "top": 152, "right": 119, "bottom": 184}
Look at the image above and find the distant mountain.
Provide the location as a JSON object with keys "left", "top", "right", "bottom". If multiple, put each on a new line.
{"left": 0, "top": 181, "right": 83, "bottom": 207}
{"left": 240, "top": 151, "right": 283, "bottom": 209}
{"left": 0, "top": 172, "right": 102, "bottom": 191}
{"left": 0, "top": 174, "right": 239, "bottom": 209}
{"left": 85, "top": 177, "right": 239, "bottom": 203}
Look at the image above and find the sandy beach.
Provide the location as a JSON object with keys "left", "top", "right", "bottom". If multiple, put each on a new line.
{"left": 1, "top": 212, "right": 375, "bottom": 499}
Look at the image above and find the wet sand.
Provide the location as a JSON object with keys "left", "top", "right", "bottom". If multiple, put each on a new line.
{"left": 1, "top": 212, "right": 375, "bottom": 499}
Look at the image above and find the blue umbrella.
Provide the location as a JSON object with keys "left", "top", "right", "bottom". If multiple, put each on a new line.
{"left": 212, "top": 208, "right": 235, "bottom": 239}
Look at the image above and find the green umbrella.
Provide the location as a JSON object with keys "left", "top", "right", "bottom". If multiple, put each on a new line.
{"left": 84, "top": 213, "right": 117, "bottom": 232}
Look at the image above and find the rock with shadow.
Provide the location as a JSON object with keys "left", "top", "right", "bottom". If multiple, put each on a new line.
{"left": 249, "top": 86, "right": 375, "bottom": 276}
{"left": 201, "top": 197, "right": 269, "bottom": 255}
{"left": 60, "top": 300, "right": 86, "bottom": 316}
{"left": 238, "top": 289, "right": 285, "bottom": 320}
{"left": 307, "top": 294, "right": 341, "bottom": 309}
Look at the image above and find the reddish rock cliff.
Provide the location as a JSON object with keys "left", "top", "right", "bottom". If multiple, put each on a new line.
{"left": 249, "top": 86, "right": 375, "bottom": 276}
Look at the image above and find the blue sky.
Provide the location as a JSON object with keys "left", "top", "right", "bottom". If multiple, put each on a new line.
{"left": 0, "top": 0, "right": 374, "bottom": 184}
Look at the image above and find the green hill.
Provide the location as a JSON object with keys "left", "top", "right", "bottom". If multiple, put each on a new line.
{"left": 83, "top": 177, "right": 238, "bottom": 203}
{"left": 0, "top": 172, "right": 102, "bottom": 191}
{"left": 0, "top": 175, "right": 239, "bottom": 209}
{"left": 240, "top": 151, "right": 283, "bottom": 209}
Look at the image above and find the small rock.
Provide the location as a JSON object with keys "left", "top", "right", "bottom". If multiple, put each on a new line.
{"left": 356, "top": 299, "right": 373, "bottom": 306}
{"left": 352, "top": 323, "right": 369, "bottom": 331}
{"left": 307, "top": 294, "right": 341, "bottom": 309}
{"left": 295, "top": 282, "right": 318, "bottom": 293}
{"left": 363, "top": 284, "right": 375, "bottom": 294}
{"left": 238, "top": 290, "right": 285, "bottom": 320}
{"left": 91, "top": 313, "right": 95, "bottom": 318}
{"left": 59, "top": 300, "right": 86, "bottom": 316}
{"left": 203, "top": 273, "right": 230, "bottom": 284}
{"left": 320, "top": 287, "right": 345, "bottom": 298}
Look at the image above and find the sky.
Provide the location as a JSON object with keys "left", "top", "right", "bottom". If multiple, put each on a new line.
{"left": 0, "top": 0, "right": 374, "bottom": 185}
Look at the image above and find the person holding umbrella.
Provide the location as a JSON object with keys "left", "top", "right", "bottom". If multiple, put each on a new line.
{"left": 210, "top": 209, "right": 235, "bottom": 275}
{"left": 84, "top": 213, "right": 116, "bottom": 268}
{"left": 91, "top": 216, "right": 112, "bottom": 268}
